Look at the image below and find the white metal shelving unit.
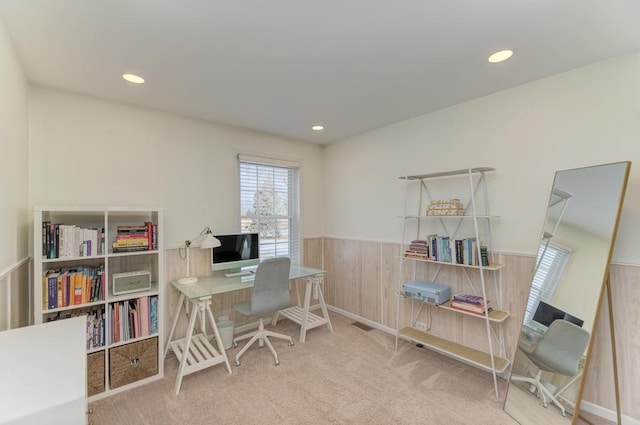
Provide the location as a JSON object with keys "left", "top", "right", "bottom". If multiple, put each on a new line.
{"left": 33, "top": 206, "right": 164, "bottom": 401}
{"left": 394, "top": 167, "right": 509, "bottom": 398}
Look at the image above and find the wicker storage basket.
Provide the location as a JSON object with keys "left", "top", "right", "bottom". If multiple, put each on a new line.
{"left": 109, "top": 337, "right": 158, "bottom": 389}
{"left": 87, "top": 351, "right": 105, "bottom": 396}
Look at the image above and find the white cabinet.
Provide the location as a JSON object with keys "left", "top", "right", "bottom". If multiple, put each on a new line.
{"left": 32, "top": 206, "right": 164, "bottom": 400}
{"left": 394, "top": 168, "right": 509, "bottom": 398}
{"left": 0, "top": 316, "right": 86, "bottom": 425}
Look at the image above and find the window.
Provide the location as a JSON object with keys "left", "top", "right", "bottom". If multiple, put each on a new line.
{"left": 238, "top": 155, "right": 300, "bottom": 263}
{"left": 524, "top": 241, "right": 572, "bottom": 325}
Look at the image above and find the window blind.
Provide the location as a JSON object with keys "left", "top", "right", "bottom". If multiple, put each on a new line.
{"left": 238, "top": 155, "right": 300, "bottom": 264}
{"left": 524, "top": 242, "right": 572, "bottom": 324}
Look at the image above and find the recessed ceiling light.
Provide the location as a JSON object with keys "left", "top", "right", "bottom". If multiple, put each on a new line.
{"left": 488, "top": 50, "right": 513, "bottom": 63}
{"left": 122, "top": 73, "right": 145, "bottom": 84}
{"left": 311, "top": 125, "right": 324, "bottom": 131}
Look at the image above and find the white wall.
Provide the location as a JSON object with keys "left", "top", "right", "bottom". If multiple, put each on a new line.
{"left": 0, "top": 16, "right": 29, "bottom": 272}
{"left": 324, "top": 51, "right": 640, "bottom": 264}
{"left": 28, "top": 88, "right": 325, "bottom": 248}
{"left": 550, "top": 224, "right": 610, "bottom": 333}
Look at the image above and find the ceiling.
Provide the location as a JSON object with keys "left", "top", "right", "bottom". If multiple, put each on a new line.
{"left": 1, "top": 1, "right": 639, "bottom": 144}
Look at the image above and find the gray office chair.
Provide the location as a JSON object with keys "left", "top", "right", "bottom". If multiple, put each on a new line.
{"left": 231, "top": 257, "right": 294, "bottom": 366}
{"left": 511, "top": 319, "right": 590, "bottom": 416}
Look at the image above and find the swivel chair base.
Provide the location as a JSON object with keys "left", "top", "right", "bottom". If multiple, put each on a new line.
{"left": 232, "top": 317, "right": 294, "bottom": 366}
{"left": 511, "top": 370, "right": 566, "bottom": 417}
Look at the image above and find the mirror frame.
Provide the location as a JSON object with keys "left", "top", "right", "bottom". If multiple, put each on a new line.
{"left": 504, "top": 161, "right": 631, "bottom": 425}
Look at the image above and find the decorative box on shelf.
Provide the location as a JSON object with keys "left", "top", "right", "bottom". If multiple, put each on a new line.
{"left": 109, "top": 337, "right": 158, "bottom": 389}
{"left": 426, "top": 199, "right": 464, "bottom": 216}
{"left": 112, "top": 270, "right": 152, "bottom": 295}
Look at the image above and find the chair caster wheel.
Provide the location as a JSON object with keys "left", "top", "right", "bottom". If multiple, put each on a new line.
{"left": 275, "top": 359, "right": 280, "bottom": 366}
{"left": 289, "top": 340, "right": 294, "bottom": 347}
{"left": 235, "top": 360, "right": 241, "bottom": 367}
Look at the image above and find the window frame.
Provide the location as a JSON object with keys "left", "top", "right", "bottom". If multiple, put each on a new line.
{"left": 237, "top": 154, "right": 301, "bottom": 264}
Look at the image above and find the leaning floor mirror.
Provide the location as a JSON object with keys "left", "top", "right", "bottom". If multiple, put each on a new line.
{"left": 503, "top": 161, "right": 630, "bottom": 425}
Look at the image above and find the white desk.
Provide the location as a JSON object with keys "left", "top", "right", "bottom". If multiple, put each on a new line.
{"left": 165, "top": 264, "right": 332, "bottom": 394}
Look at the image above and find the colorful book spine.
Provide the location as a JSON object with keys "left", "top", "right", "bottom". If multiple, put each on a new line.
{"left": 150, "top": 295, "right": 158, "bottom": 334}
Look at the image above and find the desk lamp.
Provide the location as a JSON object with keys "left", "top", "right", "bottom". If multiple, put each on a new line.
{"left": 177, "top": 227, "right": 221, "bottom": 285}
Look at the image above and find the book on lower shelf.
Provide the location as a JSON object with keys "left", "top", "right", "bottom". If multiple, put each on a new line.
{"left": 110, "top": 295, "right": 158, "bottom": 344}
{"left": 45, "top": 306, "right": 106, "bottom": 350}
{"left": 450, "top": 293, "right": 492, "bottom": 315}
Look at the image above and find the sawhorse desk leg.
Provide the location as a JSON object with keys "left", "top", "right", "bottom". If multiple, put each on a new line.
{"left": 274, "top": 275, "right": 333, "bottom": 343}
{"left": 167, "top": 296, "right": 232, "bottom": 394}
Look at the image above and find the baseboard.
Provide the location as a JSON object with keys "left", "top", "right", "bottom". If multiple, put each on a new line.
{"left": 580, "top": 400, "right": 640, "bottom": 425}
{"left": 326, "top": 305, "right": 396, "bottom": 335}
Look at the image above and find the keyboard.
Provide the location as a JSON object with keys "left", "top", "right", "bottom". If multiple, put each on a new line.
{"left": 224, "top": 271, "right": 253, "bottom": 278}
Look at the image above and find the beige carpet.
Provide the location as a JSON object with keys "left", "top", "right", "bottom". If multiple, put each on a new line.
{"left": 90, "top": 312, "right": 518, "bottom": 424}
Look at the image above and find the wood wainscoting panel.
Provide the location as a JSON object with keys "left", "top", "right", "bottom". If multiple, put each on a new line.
{"left": 498, "top": 253, "right": 536, "bottom": 360}
{"left": 323, "top": 239, "right": 536, "bottom": 359}
{"left": 359, "top": 241, "right": 382, "bottom": 323}
{"left": 381, "top": 243, "right": 401, "bottom": 329}
{"left": 610, "top": 264, "right": 640, "bottom": 421}
{"left": 324, "top": 238, "right": 362, "bottom": 315}
{"left": 581, "top": 285, "right": 617, "bottom": 415}
{"left": 303, "top": 237, "right": 324, "bottom": 269}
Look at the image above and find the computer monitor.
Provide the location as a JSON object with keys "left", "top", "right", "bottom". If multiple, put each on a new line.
{"left": 211, "top": 233, "right": 260, "bottom": 272}
{"left": 563, "top": 312, "right": 584, "bottom": 328}
{"left": 532, "top": 301, "right": 583, "bottom": 328}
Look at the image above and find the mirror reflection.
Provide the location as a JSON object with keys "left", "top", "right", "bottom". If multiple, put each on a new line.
{"left": 504, "top": 162, "right": 630, "bottom": 425}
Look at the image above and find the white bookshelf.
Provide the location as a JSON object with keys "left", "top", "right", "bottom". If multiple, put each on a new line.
{"left": 394, "top": 168, "right": 509, "bottom": 399}
{"left": 32, "top": 206, "right": 164, "bottom": 400}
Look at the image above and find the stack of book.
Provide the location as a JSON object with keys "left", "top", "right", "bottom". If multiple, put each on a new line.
{"left": 112, "top": 222, "right": 157, "bottom": 253}
{"left": 451, "top": 293, "right": 492, "bottom": 316}
{"left": 404, "top": 240, "right": 429, "bottom": 260}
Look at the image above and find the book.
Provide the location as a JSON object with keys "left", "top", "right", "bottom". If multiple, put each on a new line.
{"left": 116, "top": 225, "right": 148, "bottom": 233}
{"left": 450, "top": 302, "right": 491, "bottom": 316}
{"left": 42, "top": 221, "right": 50, "bottom": 258}
{"left": 463, "top": 237, "right": 476, "bottom": 265}
{"left": 450, "top": 292, "right": 493, "bottom": 315}
{"left": 453, "top": 293, "right": 489, "bottom": 306}
{"left": 113, "top": 238, "right": 149, "bottom": 247}
{"left": 47, "top": 271, "right": 59, "bottom": 309}
{"left": 152, "top": 223, "right": 158, "bottom": 250}
{"left": 139, "top": 296, "right": 150, "bottom": 337}
{"left": 439, "top": 236, "right": 451, "bottom": 262}
{"left": 49, "top": 223, "right": 55, "bottom": 259}
{"left": 145, "top": 221, "right": 153, "bottom": 250}
{"left": 150, "top": 295, "right": 158, "bottom": 334}
{"left": 130, "top": 300, "right": 139, "bottom": 339}
{"left": 112, "top": 246, "right": 150, "bottom": 253}
{"left": 115, "top": 232, "right": 149, "bottom": 240}
{"left": 480, "top": 246, "right": 489, "bottom": 266}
